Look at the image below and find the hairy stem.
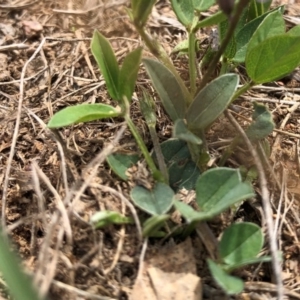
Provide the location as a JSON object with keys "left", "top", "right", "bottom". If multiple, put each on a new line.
{"left": 188, "top": 31, "right": 197, "bottom": 96}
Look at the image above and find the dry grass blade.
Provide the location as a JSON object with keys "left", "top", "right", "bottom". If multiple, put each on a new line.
{"left": 225, "top": 110, "right": 284, "bottom": 300}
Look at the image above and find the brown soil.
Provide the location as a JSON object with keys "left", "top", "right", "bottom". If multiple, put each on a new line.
{"left": 1, "top": 0, "right": 300, "bottom": 299}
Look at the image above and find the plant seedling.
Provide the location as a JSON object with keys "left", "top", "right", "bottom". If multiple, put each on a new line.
{"left": 208, "top": 222, "right": 272, "bottom": 295}
{"left": 46, "top": 0, "right": 294, "bottom": 295}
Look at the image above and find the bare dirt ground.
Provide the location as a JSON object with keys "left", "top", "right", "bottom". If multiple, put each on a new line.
{"left": 1, "top": 0, "right": 300, "bottom": 299}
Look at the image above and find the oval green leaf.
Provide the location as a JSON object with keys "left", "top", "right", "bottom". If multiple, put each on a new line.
{"left": 172, "top": 39, "right": 189, "bottom": 54}
{"left": 247, "top": 10, "right": 285, "bottom": 55}
{"left": 193, "top": 0, "right": 214, "bottom": 12}
{"left": 143, "top": 58, "right": 186, "bottom": 122}
{"left": 175, "top": 168, "right": 254, "bottom": 223}
{"left": 233, "top": 6, "right": 284, "bottom": 63}
{"left": 158, "top": 139, "right": 201, "bottom": 191}
{"left": 186, "top": 74, "right": 239, "bottom": 130}
{"left": 219, "top": 20, "right": 236, "bottom": 59}
{"left": 91, "top": 30, "right": 120, "bottom": 100}
{"left": 130, "top": 182, "right": 174, "bottom": 215}
{"left": 171, "top": 0, "right": 194, "bottom": 27}
{"left": 195, "top": 11, "right": 227, "bottom": 30}
{"left": 48, "top": 104, "right": 121, "bottom": 128}
{"left": 195, "top": 168, "right": 254, "bottom": 217}
{"left": 119, "top": 47, "right": 142, "bottom": 102}
{"left": 287, "top": 25, "right": 300, "bottom": 36}
{"left": 245, "top": 102, "right": 274, "bottom": 142}
{"left": 90, "top": 210, "right": 133, "bottom": 229}
{"left": 173, "top": 119, "right": 202, "bottom": 145}
{"left": 106, "top": 153, "right": 139, "bottom": 181}
{"left": 246, "top": 34, "right": 300, "bottom": 84}
{"left": 207, "top": 259, "right": 244, "bottom": 295}
{"left": 247, "top": 0, "right": 272, "bottom": 21}
{"left": 219, "top": 222, "right": 264, "bottom": 266}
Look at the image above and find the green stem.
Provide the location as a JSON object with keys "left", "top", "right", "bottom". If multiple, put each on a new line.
{"left": 124, "top": 112, "right": 165, "bottom": 183}
{"left": 231, "top": 81, "right": 255, "bottom": 103}
{"left": 135, "top": 25, "right": 192, "bottom": 105}
{"left": 188, "top": 31, "right": 197, "bottom": 96}
{"left": 139, "top": 89, "right": 169, "bottom": 183}
{"left": 187, "top": 129, "right": 209, "bottom": 171}
{"left": 220, "top": 57, "right": 229, "bottom": 75}
{"left": 196, "top": 0, "right": 251, "bottom": 93}
{"left": 148, "top": 126, "right": 169, "bottom": 183}
{"left": 194, "top": 11, "right": 227, "bottom": 31}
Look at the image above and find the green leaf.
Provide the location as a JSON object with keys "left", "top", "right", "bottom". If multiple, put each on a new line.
{"left": 48, "top": 104, "right": 121, "bottom": 128}
{"left": 245, "top": 102, "right": 274, "bottom": 141}
{"left": 106, "top": 153, "right": 139, "bottom": 180}
{"left": 90, "top": 211, "right": 133, "bottom": 228}
{"left": 119, "top": 47, "right": 142, "bottom": 102}
{"left": 219, "top": 222, "right": 264, "bottom": 266}
{"left": 132, "top": 0, "right": 156, "bottom": 27}
{"left": 233, "top": 6, "right": 284, "bottom": 63}
{"left": 142, "top": 214, "right": 170, "bottom": 237}
{"left": 246, "top": 34, "right": 300, "bottom": 84}
{"left": 195, "top": 11, "right": 227, "bottom": 30}
{"left": 130, "top": 182, "right": 174, "bottom": 215}
{"left": 175, "top": 168, "right": 254, "bottom": 222}
{"left": 171, "top": 0, "right": 195, "bottom": 27}
{"left": 247, "top": 0, "right": 272, "bottom": 21}
{"left": 0, "top": 232, "right": 43, "bottom": 300}
{"left": 219, "top": 20, "right": 236, "bottom": 59}
{"left": 186, "top": 74, "right": 239, "bottom": 130}
{"left": 223, "top": 256, "right": 272, "bottom": 272}
{"left": 207, "top": 259, "right": 244, "bottom": 295}
{"left": 91, "top": 30, "right": 120, "bottom": 100}
{"left": 174, "top": 200, "right": 205, "bottom": 223}
{"left": 173, "top": 119, "right": 202, "bottom": 145}
{"left": 159, "top": 139, "right": 201, "bottom": 191}
{"left": 172, "top": 39, "right": 189, "bottom": 54}
{"left": 143, "top": 58, "right": 186, "bottom": 122}
{"left": 247, "top": 10, "right": 285, "bottom": 55}
{"left": 234, "top": 7, "right": 251, "bottom": 36}
{"left": 195, "top": 168, "right": 254, "bottom": 217}
{"left": 287, "top": 25, "right": 300, "bottom": 36}
{"left": 193, "top": 0, "right": 215, "bottom": 12}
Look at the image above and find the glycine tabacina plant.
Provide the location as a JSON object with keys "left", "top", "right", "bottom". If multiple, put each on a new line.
{"left": 46, "top": 0, "right": 297, "bottom": 295}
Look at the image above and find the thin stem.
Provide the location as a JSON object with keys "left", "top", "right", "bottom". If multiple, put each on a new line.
{"left": 123, "top": 96, "right": 164, "bottom": 182}
{"left": 188, "top": 31, "right": 197, "bottom": 96}
{"left": 148, "top": 126, "right": 169, "bottom": 183}
{"left": 125, "top": 115, "right": 164, "bottom": 182}
{"left": 196, "top": 0, "right": 251, "bottom": 93}
{"left": 231, "top": 81, "right": 255, "bottom": 103}
{"left": 194, "top": 11, "right": 227, "bottom": 31}
{"left": 220, "top": 57, "right": 229, "bottom": 75}
{"left": 139, "top": 90, "right": 168, "bottom": 183}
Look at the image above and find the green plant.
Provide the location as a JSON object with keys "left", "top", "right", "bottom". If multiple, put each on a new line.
{"left": 0, "top": 230, "right": 43, "bottom": 300}
{"left": 47, "top": 0, "right": 294, "bottom": 295}
{"left": 207, "top": 222, "right": 271, "bottom": 294}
